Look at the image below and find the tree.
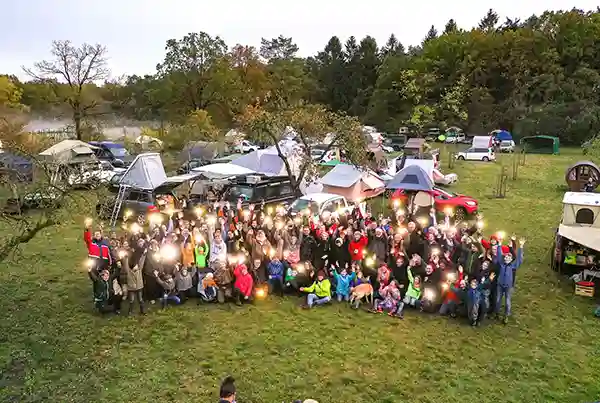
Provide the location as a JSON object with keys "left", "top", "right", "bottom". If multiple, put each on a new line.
{"left": 0, "top": 119, "right": 100, "bottom": 262}
{"left": 159, "top": 108, "right": 219, "bottom": 150}
{"left": 479, "top": 9, "right": 499, "bottom": 32}
{"left": 423, "top": 25, "right": 438, "bottom": 43}
{"left": 23, "top": 40, "right": 109, "bottom": 140}
{"left": 381, "top": 34, "right": 405, "bottom": 57}
{"left": 0, "top": 76, "right": 24, "bottom": 109}
{"left": 311, "top": 36, "right": 349, "bottom": 111}
{"left": 259, "top": 36, "right": 299, "bottom": 60}
{"left": 348, "top": 36, "right": 380, "bottom": 117}
{"left": 156, "top": 32, "right": 228, "bottom": 117}
{"left": 236, "top": 104, "right": 367, "bottom": 191}
{"left": 443, "top": 19, "right": 459, "bottom": 35}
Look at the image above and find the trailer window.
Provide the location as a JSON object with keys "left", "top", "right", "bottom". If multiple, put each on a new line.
{"left": 575, "top": 208, "right": 594, "bottom": 225}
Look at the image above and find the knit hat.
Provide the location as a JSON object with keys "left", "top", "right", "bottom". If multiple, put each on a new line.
{"left": 501, "top": 245, "right": 510, "bottom": 254}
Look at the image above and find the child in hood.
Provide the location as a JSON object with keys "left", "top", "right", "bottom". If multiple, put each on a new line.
{"left": 371, "top": 280, "right": 402, "bottom": 315}
{"left": 154, "top": 270, "right": 181, "bottom": 309}
{"left": 300, "top": 270, "right": 332, "bottom": 308}
{"left": 467, "top": 277, "right": 483, "bottom": 326}
{"left": 331, "top": 266, "right": 356, "bottom": 302}
{"left": 201, "top": 272, "right": 217, "bottom": 302}
{"left": 233, "top": 264, "right": 254, "bottom": 305}
{"left": 174, "top": 264, "right": 194, "bottom": 304}
{"left": 267, "top": 256, "right": 285, "bottom": 296}
{"left": 88, "top": 268, "right": 122, "bottom": 314}
{"left": 394, "top": 266, "right": 422, "bottom": 319}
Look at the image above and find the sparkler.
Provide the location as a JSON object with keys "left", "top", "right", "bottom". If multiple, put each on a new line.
{"left": 476, "top": 220, "right": 484, "bottom": 229}
{"left": 84, "top": 217, "right": 93, "bottom": 227}
{"left": 130, "top": 223, "right": 141, "bottom": 234}
{"left": 255, "top": 287, "right": 267, "bottom": 299}
{"left": 393, "top": 199, "right": 400, "bottom": 209}
{"left": 86, "top": 258, "right": 94, "bottom": 268}
{"left": 447, "top": 272, "right": 456, "bottom": 282}
{"left": 267, "top": 206, "right": 273, "bottom": 215}
{"left": 118, "top": 250, "right": 127, "bottom": 259}
{"left": 194, "top": 234, "right": 203, "bottom": 243}
{"left": 149, "top": 213, "right": 163, "bottom": 226}
{"left": 195, "top": 207, "right": 204, "bottom": 217}
{"left": 160, "top": 244, "right": 178, "bottom": 261}
{"left": 418, "top": 217, "right": 428, "bottom": 227}
{"left": 123, "top": 210, "right": 133, "bottom": 220}
{"left": 365, "top": 256, "right": 375, "bottom": 267}
{"left": 424, "top": 289, "right": 435, "bottom": 300}
{"left": 444, "top": 207, "right": 453, "bottom": 216}
{"left": 496, "top": 231, "right": 505, "bottom": 239}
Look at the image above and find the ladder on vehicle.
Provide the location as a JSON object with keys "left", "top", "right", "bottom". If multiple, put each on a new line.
{"left": 109, "top": 184, "right": 129, "bottom": 228}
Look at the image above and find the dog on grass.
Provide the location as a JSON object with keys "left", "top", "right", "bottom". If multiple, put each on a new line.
{"left": 349, "top": 283, "right": 373, "bottom": 308}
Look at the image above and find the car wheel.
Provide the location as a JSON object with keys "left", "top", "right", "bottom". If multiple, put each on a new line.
{"left": 482, "top": 157, "right": 489, "bottom": 162}
{"left": 457, "top": 156, "right": 465, "bottom": 160}
{"left": 454, "top": 207, "right": 467, "bottom": 221}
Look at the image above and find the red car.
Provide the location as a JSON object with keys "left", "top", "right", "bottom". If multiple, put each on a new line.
{"left": 391, "top": 186, "right": 478, "bottom": 220}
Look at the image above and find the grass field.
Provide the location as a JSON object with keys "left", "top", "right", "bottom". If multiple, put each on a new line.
{"left": 1, "top": 148, "right": 600, "bottom": 403}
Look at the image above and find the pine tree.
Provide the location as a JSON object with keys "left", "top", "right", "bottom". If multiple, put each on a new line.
{"left": 443, "top": 19, "right": 458, "bottom": 34}
{"left": 479, "top": 9, "right": 499, "bottom": 32}
{"left": 423, "top": 25, "right": 438, "bottom": 44}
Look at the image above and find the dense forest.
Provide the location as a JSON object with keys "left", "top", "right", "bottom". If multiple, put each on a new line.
{"left": 2, "top": 8, "right": 600, "bottom": 146}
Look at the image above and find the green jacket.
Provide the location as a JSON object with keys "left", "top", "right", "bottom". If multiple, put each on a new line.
{"left": 195, "top": 242, "right": 209, "bottom": 268}
{"left": 405, "top": 267, "right": 422, "bottom": 300}
{"left": 303, "top": 279, "right": 332, "bottom": 298}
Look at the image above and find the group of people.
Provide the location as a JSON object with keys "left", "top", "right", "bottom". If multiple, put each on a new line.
{"left": 84, "top": 198, "right": 525, "bottom": 326}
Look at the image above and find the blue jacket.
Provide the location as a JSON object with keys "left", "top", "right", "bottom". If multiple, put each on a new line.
{"left": 467, "top": 286, "right": 482, "bottom": 303}
{"left": 495, "top": 246, "right": 523, "bottom": 287}
{"left": 267, "top": 260, "right": 284, "bottom": 279}
{"left": 333, "top": 271, "right": 356, "bottom": 297}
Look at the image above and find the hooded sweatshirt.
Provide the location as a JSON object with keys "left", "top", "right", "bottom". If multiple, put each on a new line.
{"left": 267, "top": 260, "right": 284, "bottom": 279}
{"left": 405, "top": 267, "right": 422, "bottom": 300}
{"left": 234, "top": 264, "right": 254, "bottom": 297}
{"left": 175, "top": 269, "right": 193, "bottom": 291}
{"left": 332, "top": 271, "right": 356, "bottom": 297}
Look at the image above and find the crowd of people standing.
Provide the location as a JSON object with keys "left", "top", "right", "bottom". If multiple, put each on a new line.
{"left": 84, "top": 198, "right": 525, "bottom": 326}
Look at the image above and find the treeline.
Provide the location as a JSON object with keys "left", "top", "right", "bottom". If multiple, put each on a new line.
{"left": 3, "top": 8, "right": 600, "bottom": 145}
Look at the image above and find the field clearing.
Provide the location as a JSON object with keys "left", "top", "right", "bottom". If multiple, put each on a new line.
{"left": 1, "top": 148, "right": 599, "bottom": 403}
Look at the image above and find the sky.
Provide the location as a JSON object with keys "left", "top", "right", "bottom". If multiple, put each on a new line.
{"left": 1, "top": 0, "right": 598, "bottom": 81}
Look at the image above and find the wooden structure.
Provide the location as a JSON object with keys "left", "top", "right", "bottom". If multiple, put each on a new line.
{"left": 565, "top": 161, "right": 600, "bottom": 192}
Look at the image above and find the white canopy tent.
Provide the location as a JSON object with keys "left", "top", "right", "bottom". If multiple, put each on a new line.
{"left": 192, "top": 163, "right": 256, "bottom": 179}
{"left": 231, "top": 146, "right": 301, "bottom": 177}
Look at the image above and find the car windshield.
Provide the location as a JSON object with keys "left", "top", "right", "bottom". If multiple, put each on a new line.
{"left": 225, "top": 185, "right": 254, "bottom": 202}
{"left": 289, "top": 198, "right": 319, "bottom": 214}
{"left": 109, "top": 147, "right": 129, "bottom": 158}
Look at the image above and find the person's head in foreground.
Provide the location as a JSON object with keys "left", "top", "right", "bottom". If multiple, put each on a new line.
{"left": 219, "top": 376, "right": 236, "bottom": 402}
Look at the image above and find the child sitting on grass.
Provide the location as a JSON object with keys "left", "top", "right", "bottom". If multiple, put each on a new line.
{"left": 300, "top": 270, "right": 332, "bottom": 308}
{"left": 233, "top": 263, "right": 254, "bottom": 306}
{"left": 88, "top": 267, "right": 122, "bottom": 315}
{"left": 371, "top": 280, "right": 402, "bottom": 315}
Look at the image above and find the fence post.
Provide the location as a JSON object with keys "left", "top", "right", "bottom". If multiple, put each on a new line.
{"left": 512, "top": 147, "right": 519, "bottom": 180}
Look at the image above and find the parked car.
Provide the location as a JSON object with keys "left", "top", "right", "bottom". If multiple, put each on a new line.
{"left": 444, "top": 133, "right": 466, "bottom": 144}
{"left": 176, "top": 158, "right": 209, "bottom": 175}
{"left": 88, "top": 141, "right": 133, "bottom": 168}
{"left": 235, "top": 140, "right": 259, "bottom": 154}
{"left": 97, "top": 175, "right": 198, "bottom": 219}
{"left": 456, "top": 147, "right": 496, "bottom": 162}
{"left": 499, "top": 140, "right": 516, "bottom": 153}
{"left": 68, "top": 161, "right": 125, "bottom": 188}
{"left": 391, "top": 186, "right": 479, "bottom": 221}
{"left": 385, "top": 135, "right": 408, "bottom": 151}
{"left": 220, "top": 175, "right": 300, "bottom": 207}
{"left": 288, "top": 193, "right": 353, "bottom": 217}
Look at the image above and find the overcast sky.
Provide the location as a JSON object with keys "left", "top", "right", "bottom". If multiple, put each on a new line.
{"left": 1, "top": 0, "right": 597, "bottom": 80}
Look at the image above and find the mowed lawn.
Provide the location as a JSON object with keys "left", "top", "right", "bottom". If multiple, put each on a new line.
{"left": 1, "top": 149, "right": 600, "bottom": 403}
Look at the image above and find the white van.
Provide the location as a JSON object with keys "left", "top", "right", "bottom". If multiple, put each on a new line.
{"left": 456, "top": 147, "right": 496, "bottom": 162}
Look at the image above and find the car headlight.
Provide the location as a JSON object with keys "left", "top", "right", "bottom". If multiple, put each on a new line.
{"left": 465, "top": 201, "right": 476, "bottom": 207}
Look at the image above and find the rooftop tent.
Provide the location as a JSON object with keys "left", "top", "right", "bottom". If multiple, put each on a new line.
{"left": 386, "top": 164, "right": 434, "bottom": 192}
{"left": 472, "top": 136, "right": 493, "bottom": 148}
{"left": 119, "top": 153, "right": 167, "bottom": 190}
{"left": 39, "top": 139, "right": 98, "bottom": 164}
{"left": 403, "top": 138, "right": 426, "bottom": 155}
{"left": 320, "top": 164, "right": 385, "bottom": 202}
{"left": 179, "top": 141, "right": 224, "bottom": 162}
{"left": 520, "top": 135, "right": 560, "bottom": 154}
{"left": 0, "top": 152, "right": 34, "bottom": 181}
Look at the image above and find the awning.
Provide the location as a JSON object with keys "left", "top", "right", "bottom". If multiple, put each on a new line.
{"left": 558, "top": 224, "right": 600, "bottom": 252}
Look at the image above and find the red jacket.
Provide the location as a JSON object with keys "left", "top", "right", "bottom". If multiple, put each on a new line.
{"left": 234, "top": 264, "right": 254, "bottom": 297}
{"left": 349, "top": 236, "right": 368, "bottom": 261}
{"left": 445, "top": 271, "right": 464, "bottom": 303}
{"left": 85, "top": 229, "right": 112, "bottom": 263}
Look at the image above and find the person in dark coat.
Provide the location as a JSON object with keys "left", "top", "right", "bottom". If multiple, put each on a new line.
{"left": 88, "top": 267, "right": 122, "bottom": 314}
{"left": 300, "top": 226, "right": 317, "bottom": 262}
